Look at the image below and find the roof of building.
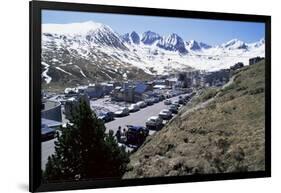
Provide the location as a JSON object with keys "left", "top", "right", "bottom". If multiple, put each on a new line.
{"left": 153, "top": 85, "right": 167, "bottom": 89}
{"left": 167, "top": 77, "right": 178, "bottom": 82}
{"left": 100, "top": 83, "right": 114, "bottom": 87}
{"left": 42, "top": 118, "right": 62, "bottom": 128}
{"left": 135, "top": 83, "right": 148, "bottom": 94}
{"left": 42, "top": 100, "right": 61, "bottom": 111}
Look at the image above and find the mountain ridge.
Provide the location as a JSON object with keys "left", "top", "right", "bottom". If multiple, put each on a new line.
{"left": 41, "top": 21, "right": 265, "bottom": 86}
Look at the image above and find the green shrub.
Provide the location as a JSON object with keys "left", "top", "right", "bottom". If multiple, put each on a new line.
{"left": 43, "top": 99, "right": 129, "bottom": 182}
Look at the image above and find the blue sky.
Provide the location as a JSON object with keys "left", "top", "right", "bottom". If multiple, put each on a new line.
{"left": 42, "top": 10, "right": 265, "bottom": 46}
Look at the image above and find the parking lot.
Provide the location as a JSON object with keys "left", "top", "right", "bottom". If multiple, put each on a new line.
{"left": 41, "top": 93, "right": 188, "bottom": 169}
{"left": 105, "top": 95, "right": 182, "bottom": 134}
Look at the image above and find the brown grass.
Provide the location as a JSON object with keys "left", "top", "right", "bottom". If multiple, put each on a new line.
{"left": 123, "top": 60, "right": 265, "bottom": 178}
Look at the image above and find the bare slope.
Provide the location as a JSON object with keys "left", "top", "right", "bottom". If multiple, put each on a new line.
{"left": 124, "top": 60, "right": 265, "bottom": 178}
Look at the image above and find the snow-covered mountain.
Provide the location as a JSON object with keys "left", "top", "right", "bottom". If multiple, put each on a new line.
{"left": 221, "top": 39, "right": 248, "bottom": 50}
{"left": 41, "top": 21, "right": 265, "bottom": 85}
{"left": 185, "top": 40, "right": 211, "bottom": 51}
{"left": 122, "top": 31, "right": 140, "bottom": 44}
{"left": 140, "top": 31, "right": 161, "bottom": 45}
{"left": 43, "top": 21, "right": 128, "bottom": 50}
{"left": 157, "top": 33, "right": 188, "bottom": 54}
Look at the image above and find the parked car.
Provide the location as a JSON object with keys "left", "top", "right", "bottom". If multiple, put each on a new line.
{"left": 178, "top": 90, "right": 184, "bottom": 95}
{"left": 184, "top": 97, "right": 190, "bottom": 103}
{"left": 152, "top": 97, "right": 160, "bottom": 103}
{"left": 173, "top": 101, "right": 180, "bottom": 108}
{"left": 41, "top": 124, "right": 56, "bottom": 141}
{"left": 129, "top": 104, "right": 140, "bottom": 112}
{"left": 164, "top": 99, "right": 172, "bottom": 105}
{"left": 169, "top": 105, "right": 178, "bottom": 114}
{"left": 165, "top": 93, "right": 172, "bottom": 98}
{"left": 184, "top": 95, "right": 191, "bottom": 101}
{"left": 125, "top": 125, "right": 149, "bottom": 147}
{"left": 145, "top": 99, "right": 154, "bottom": 106}
{"left": 114, "top": 107, "right": 129, "bottom": 117}
{"left": 146, "top": 116, "right": 163, "bottom": 130}
{"left": 136, "top": 101, "right": 147, "bottom": 108}
{"left": 98, "top": 111, "right": 114, "bottom": 122}
{"left": 159, "top": 95, "right": 165, "bottom": 101}
{"left": 183, "top": 92, "right": 195, "bottom": 98}
{"left": 179, "top": 98, "right": 186, "bottom": 105}
{"left": 159, "top": 109, "right": 172, "bottom": 120}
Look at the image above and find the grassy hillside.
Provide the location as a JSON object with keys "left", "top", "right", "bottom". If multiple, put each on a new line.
{"left": 124, "top": 61, "right": 265, "bottom": 178}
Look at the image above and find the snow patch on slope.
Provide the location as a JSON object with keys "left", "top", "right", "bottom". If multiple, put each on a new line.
{"left": 74, "top": 65, "right": 87, "bottom": 78}
{"left": 42, "top": 62, "right": 52, "bottom": 84}
{"left": 55, "top": 67, "right": 72, "bottom": 75}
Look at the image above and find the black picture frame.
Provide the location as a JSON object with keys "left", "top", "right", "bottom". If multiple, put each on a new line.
{"left": 30, "top": 1, "right": 271, "bottom": 192}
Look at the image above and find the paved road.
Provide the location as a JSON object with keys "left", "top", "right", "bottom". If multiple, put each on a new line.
{"left": 41, "top": 138, "right": 57, "bottom": 169}
{"left": 41, "top": 95, "right": 183, "bottom": 170}
{"left": 105, "top": 95, "right": 181, "bottom": 133}
{"left": 41, "top": 77, "right": 234, "bottom": 170}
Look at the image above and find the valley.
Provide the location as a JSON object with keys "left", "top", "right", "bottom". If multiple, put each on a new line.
{"left": 41, "top": 21, "right": 265, "bottom": 88}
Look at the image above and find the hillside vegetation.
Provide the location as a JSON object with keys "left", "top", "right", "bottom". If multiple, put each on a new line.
{"left": 124, "top": 61, "right": 265, "bottom": 178}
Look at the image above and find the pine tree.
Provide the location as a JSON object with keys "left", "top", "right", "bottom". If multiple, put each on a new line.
{"left": 43, "top": 98, "right": 129, "bottom": 182}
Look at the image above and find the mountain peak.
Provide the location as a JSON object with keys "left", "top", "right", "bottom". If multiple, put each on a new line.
{"left": 186, "top": 40, "right": 201, "bottom": 50}
{"left": 121, "top": 31, "right": 140, "bottom": 44}
{"left": 248, "top": 38, "right": 265, "bottom": 48}
{"left": 157, "top": 33, "right": 187, "bottom": 54}
{"left": 166, "top": 33, "right": 183, "bottom": 44}
{"left": 186, "top": 40, "right": 211, "bottom": 50}
{"left": 131, "top": 31, "right": 138, "bottom": 35}
{"left": 226, "top": 38, "right": 241, "bottom": 43}
{"left": 130, "top": 31, "right": 140, "bottom": 44}
{"left": 169, "top": 33, "right": 180, "bottom": 37}
{"left": 141, "top": 31, "right": 161, "bottom": 45}
{"left": 222, "top": 38, "right": 247, "bottom": 50}
{"left": 199, "top": 42, "right": 212, "bottom": 49}
{"left": 43, "top": 21, "right": 129, "bottom": 50}
{"left": 42, "top": 21, "right": 109, "bottom": 35}
{"left": 259, "top": 38, "right": 265, "bottom": 44}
